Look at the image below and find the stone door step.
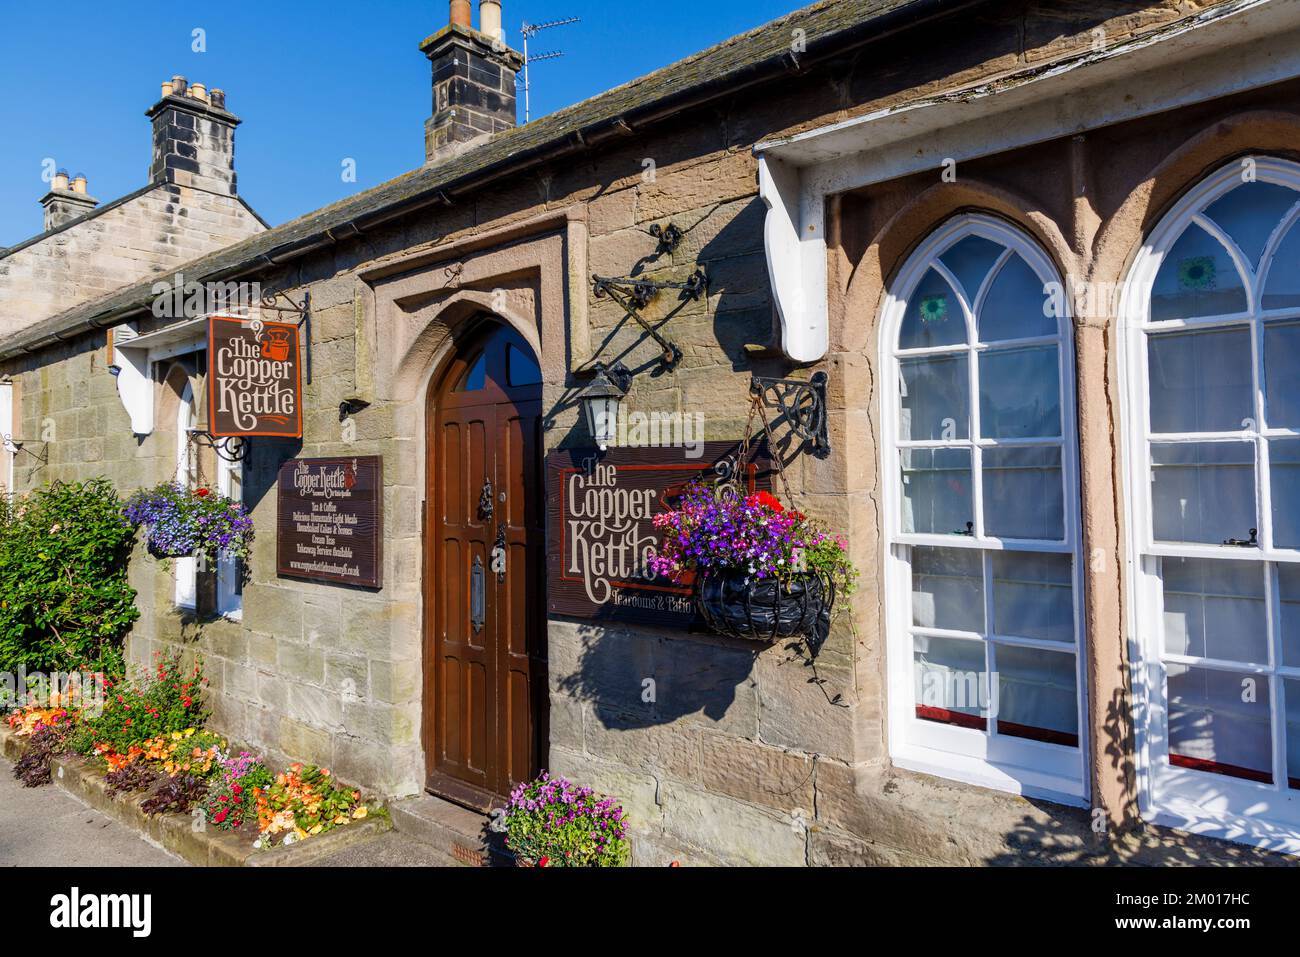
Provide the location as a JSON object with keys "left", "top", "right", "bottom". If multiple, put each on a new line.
{"left": 389, "top": 793, "right": 514, "bottom": 866}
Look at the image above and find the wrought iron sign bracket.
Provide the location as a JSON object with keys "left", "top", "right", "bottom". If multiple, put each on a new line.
{"left": 252, "top": 290, "right": 313, "bottom": 386}
{"left": 188, "top": 429, "right": 248, "bottom": 464}
{"left": 1, "top": 434, "right": 47, "bottom": 464}
{"left": 591, "top": 268, "right": 707, "bottom": 371}
{"left": 749, "top": 371, "right": 830, "bottom": 457}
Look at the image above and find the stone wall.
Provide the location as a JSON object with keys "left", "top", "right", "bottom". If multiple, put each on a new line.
{"left": 0, "top": 183, "right": 263, "bottom": 339}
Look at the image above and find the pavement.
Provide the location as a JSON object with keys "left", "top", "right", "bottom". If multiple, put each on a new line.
{"left": 0, "top": 755, "right": 185, "bottom": 867}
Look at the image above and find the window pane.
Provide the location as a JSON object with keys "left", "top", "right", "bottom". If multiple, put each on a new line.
{"left": 456, "top": 352, "right": 487, "bottom": 391}
{"left": 1270, "top": 438, "right": 1300, "bottom": 549}
{"left": 982, "top": 445, "right": 1064, "bottom": 540}
{"left": 1264, "top": 319, "right": 1300, "bottom": 429}
{"left": 991, "top": 551, "right": 1073, "bottom": 643}
{"left": 940, "top": 235, "right": 1004, "bottom": 306}
{"left": 899, "top": 269, "right": 965, "bottom": 349}
{"left": 1150, "top": 223, "right": 1247, "bottom": 320}
{"left": 1262, "top": 221, "right": 1300, "bottom": 310}
{"left": 1286, "top": 678, "right": 1300, "bottom": 789}
{"left": 978, "top": 344, "right": 1061, "bottom": 439}
{"left": 914, "top": 634, "right": 987, "bottom": 725}
{"left": 1279, "top": 565, "right": 1300, "bottom": 668}
{"left": 900, "top": 448, "right": 972, "bottom": 535}
{"left": 911, "top": 545, "right": 983, "bottom": 633}
{"left": 1150, "top": 441, "right": 1255, "bottom": 544}
{"left": 1147, "top": 327, "right": 1252, "bottom": 433}
{"left": 899, "top": 354, "right": 969, "bottom": 441}
{"left": 1161, "top": 557, "right": 1267, "bottom": 664}
{"left": 507, "top": 345, "right": 541, "bottom": 387}
{"left": 1203, "top": 180, "right": 1299, "bottom": 270}
{"left": 994, "top": 644, "right": 1078, "bottom": 746}
{"left": 1167, "top": 663, "right": 1272, "bottom": 782}
{"left": 977, "top": 254, "right": 1055, "bottom": 342}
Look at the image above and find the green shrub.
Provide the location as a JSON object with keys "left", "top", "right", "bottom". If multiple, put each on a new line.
{"left": 0, "top": 479, "right": 139, "bottom": 675}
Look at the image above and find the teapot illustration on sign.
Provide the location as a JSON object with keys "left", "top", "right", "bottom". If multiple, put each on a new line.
{"left": 261, "top": 328, "right": 292, "bottom": 362}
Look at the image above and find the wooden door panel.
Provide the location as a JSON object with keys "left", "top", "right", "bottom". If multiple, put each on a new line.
{"left": 426, "top": 323, "right": 546, "bottom": 806}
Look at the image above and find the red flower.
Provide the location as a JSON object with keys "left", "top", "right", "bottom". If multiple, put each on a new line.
{"left": 194, "top": 488, "right": 211, "bottom": 498}
{"left": 537, "top": 856, "right": 549, "bottom": 867}
{"left": 751, "top": 491, "right": 785, "bottom": 513}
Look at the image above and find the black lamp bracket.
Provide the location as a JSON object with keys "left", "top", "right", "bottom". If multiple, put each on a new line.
{"left": 591, "top": 268, "right": 707, "bottom": 371}
{"left": 188, "top": 430, "right": 248, "bottom": 464}
{"left": 749, "top": 371, "right": 830, "bottom": 456}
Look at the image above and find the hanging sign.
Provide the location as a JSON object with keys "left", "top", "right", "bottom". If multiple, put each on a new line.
{"left": 207, "top": 315, "right": 303, "bottom": 438}
{"left": 545, "top": 441, "right": 769, "bottom": 627}
{"left": 277, "top": 456, "right": 383, "bottom": 589}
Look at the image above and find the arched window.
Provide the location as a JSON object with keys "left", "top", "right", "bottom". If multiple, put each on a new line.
{"left": 880, "top": 214, "right": 1086, "bottom": 802}
{"left": 1123, "top": 157, "right": 1300, "bottom": 850}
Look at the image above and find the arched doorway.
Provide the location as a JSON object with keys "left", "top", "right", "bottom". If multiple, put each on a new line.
{"left": 422, "top": 319, "right": 547, "bottom": 809}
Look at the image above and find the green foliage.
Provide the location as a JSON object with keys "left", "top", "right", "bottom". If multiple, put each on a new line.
{"left": 504, "top": 772, "right": 630, "bottom": 867}
{"left": 0, "top": 480, "right": 139, "bottom": 674}
{"left": 83, "top": 652, "right": 209, "bottom": 755}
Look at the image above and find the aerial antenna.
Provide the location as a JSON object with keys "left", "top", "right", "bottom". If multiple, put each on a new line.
{"left": 520, "top": 16, "right": 579, "bottom": 123}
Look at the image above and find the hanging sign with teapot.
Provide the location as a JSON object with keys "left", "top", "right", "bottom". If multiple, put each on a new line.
{"left": 207, "top": 315, "right": 303, "bottom": 438}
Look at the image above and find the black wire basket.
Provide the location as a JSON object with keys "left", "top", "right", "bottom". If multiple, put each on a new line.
{"left": 695, "top": 570, "right": 834, "bottom": 643}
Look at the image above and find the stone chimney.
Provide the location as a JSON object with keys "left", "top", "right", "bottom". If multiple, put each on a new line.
{"left": 39, "top": 169, "right": 99, "bottom": 230}
{"left": 146, "top": 76, "right": 241, "bottom": 195}
{"left": 420, "top": 0, "right": 523, "bottom": 163}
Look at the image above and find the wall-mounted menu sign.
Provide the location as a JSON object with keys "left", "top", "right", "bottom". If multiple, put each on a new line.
{"left": 545, "top": 442, "right": 769, "bottom": 627}
{"left": 207, "top": 315, "right": 303, "bottom": 438}
{"left": 277, "top": 456, "right": 383, "bottom": 589}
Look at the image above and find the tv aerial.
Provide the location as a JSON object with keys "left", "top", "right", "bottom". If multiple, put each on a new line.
{"left": 520, "top": 16, "right": 579, "bottom": 122}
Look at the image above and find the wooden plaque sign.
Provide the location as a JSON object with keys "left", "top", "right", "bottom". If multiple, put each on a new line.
{"left": 207, "top": 315, "right": 303, "bottom": 438}
{"left": 277, "top": 456, "right": 383, "bottom": 589}
{"left": 545, "top": 441, "right": 769, "bottom": 627}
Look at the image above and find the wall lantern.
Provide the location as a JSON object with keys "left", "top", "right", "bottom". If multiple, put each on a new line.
{"left": 579, "top": 362, "right": 632, "bottom": 451}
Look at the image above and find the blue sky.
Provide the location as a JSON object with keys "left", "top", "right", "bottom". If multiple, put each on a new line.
{"left": 0, "top": 0, "right": 801, "bottom": 246}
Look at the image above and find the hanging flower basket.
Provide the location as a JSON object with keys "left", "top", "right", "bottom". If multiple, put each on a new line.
{"left": 123, "top": 482, "right": 254, "bottom": 565}
{"left": 650, "top": 484, "right": 856, "bottom": 644}
{"left": 696, "top": 569, "right": 832, "bottom": 643}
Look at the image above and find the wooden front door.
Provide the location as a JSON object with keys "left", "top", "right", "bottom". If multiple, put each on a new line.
{"left": 424, "top": 322, "right": 547, "bottom": 808}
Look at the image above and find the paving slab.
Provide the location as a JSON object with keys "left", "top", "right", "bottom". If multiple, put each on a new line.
{"left": 0, "top": 755, "right": 185, "bottom": 867}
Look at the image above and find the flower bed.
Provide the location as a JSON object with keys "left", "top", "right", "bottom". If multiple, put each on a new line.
{"left": 4, "top": 651, "right": 381, "bottom": 855}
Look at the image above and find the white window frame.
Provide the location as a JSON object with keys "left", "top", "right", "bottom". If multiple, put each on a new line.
{"left": 215, "top": 447, "right": 243, "bottom": 620}
{"left": 175, "top": 380, "right": 198, "bottom": 610}
{"left": 0, "top": 379, "right": 13, "bottom": 497}
{"left": 1122, "top": 156, "right": 1300, "bottom": 853}
{"left": 879, "top": 213, "right": 1088, "bottom": 806}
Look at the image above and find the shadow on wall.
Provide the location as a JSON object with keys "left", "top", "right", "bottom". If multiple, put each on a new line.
{"left": 555, "top": 623, "right": 757, "bottom": 732}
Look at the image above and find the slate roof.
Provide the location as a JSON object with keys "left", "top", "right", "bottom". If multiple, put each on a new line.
{"left": 0, "top": 0, "right": 950, "bottom": 362}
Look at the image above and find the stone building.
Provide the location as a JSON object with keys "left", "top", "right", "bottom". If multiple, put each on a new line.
{"left": 2, "top": 0, "right": 1300, "bottom": 865}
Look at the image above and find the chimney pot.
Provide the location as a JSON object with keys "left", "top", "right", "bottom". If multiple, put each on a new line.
{"left": 480, "top": 1, "right": 503, "bottom": 41}
{"left": 71, "top": 174, "right": 87, "bottom": 194}
{"left": 190, "top": 82, "right": 208, "bottom": 102}
{"left": 172, "top": 75, "right": 187, "bottom": 95}
{"left": 210, "top": 88, "right": 226, "bottom": 109}
{"left": 450, "top": 0, "right": 471, "bottom": 28}
{"left": 52, "top": 170, "right": 70, "bottom": 191}
{"left": 161, "top": 80, "right": 174, "bottom": 98}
